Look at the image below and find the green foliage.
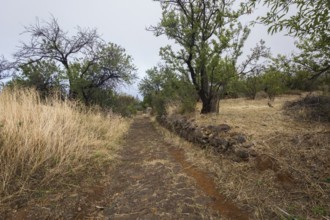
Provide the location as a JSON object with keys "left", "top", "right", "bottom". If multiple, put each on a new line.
{"left": 139, "top": 66, "right": 165, "bottom": 98}
{"left": 139, "top": 65, "right": 197, "bottom": 116}
{"left": 152, "top": 95, "right": 168, "bottom": 116}
{"left": 11, "top": 17, "right": 136, "bottom": 107}
{"left": 293, "top": 36, "right": 330, "bottom": 79}
{"left": 177, "top": 82, "right": 197, "bottom": 114}
{"left": 248, "top": 0, "right": 330, "bottom": 39}
{"left": 65, "top": 43, "right": 136, "bottom": 105}
{"left": 311, "top": 206, "right": 327, "bottom": 216}
{"left": 224, "top": 76, "right": 247, "bottom": 98}
{"left": 262, "top": 68, "right": 287, "bottom": 99}
{"left": 287, "top": 71, "right": 315, "bottom": 91}
{"left": 8, "top": 60, "right": 64, "bottom": 98}
{"left": 244, "top": 73, "right": 263, "bottom": 99}
{"left": 235, "top": 64, "right": 288, "bottom": 100}
{"left": 151, "top": 0, "right": 250, "bottom": 113}
{"left": 111, "top": 94, "right": 140, "bottom": 117}
{"left": 270, "top": 54, "right": 329, "bottom": 93}
{"left": 248, "top": 0, "right": 330, "bottom": 80}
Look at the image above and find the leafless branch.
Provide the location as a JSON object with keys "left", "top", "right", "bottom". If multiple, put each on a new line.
{"left": 238, "top": 39, "right": 271, "bottom": 75}
{"left": 14, "top": 16, "right": 101, "bottom": 72}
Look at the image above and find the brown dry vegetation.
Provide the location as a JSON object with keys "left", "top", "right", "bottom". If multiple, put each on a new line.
{"left": 160, "top": 94, "right": 330, "bottom": 219}
{"left": 0, "top": 88, "right": 130, "bottom": 209}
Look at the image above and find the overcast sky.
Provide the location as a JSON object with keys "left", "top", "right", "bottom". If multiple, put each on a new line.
{"left": 0, "top": 0, "right": 297, "bottom": 97}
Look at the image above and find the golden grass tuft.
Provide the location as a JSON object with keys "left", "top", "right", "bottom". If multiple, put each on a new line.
{"left": 0, "top": 88, "right": 129, "bottom": 202}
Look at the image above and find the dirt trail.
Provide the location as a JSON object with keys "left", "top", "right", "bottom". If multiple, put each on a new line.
{"left": 6, "top": 116, "right": 249, "bottom": 219}
{"left": 99, "top": 116, "right": 249, "bottom": 219}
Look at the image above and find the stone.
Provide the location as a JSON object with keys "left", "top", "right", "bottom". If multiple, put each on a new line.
{"left": 158, "top": 114, "right": 252, "bottom": 163}
{"left": 236, "top": 149, "right": 250, "bottom": 160}
{"left": 216, "top": 124, "right": 231, "bottom": 132}
{"left": 248, "top": 149, "right": 258, "bottom": 157}
{"left": 233, "top": 134, "right": 247, "bottom": 143}
{"left": 210, "top": 138, "right": 228, "bottom": 148}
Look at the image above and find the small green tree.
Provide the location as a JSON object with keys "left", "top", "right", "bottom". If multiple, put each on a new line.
{"left": 10, "top": 60, "right": 64, "bottom": 98}
{"left": 261, "top": 68, "right": 287, "bottom": 100}
{"left": 111, "top": 94, "right": 140, "bottom": 117}
{"left": 13, "top": 17, "right": 136, "bottom": 102}
{"left": 244, "top": 69, "right": 264, "bottom": 99}
{"left": 67, "top": 43, "right": 136, "bottom": 106}
{"left": 150, "top": 0, "right": 250, "bottom": 114}
{"left": 239, "top": 40, "right": 271, "bottom": 99}
{"left": 139, "top": 65, "right": 197, "bottom": 115}
{"left": 224, "top": 75, "right": 246, "bottom": 98}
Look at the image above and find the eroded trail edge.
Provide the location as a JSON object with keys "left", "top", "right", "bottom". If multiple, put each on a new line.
{"left": 168, "top": 147, "right": 249, "bottom": 220}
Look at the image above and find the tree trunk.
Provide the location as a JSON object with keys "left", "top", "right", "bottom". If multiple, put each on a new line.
{"left": 201, "top": 99, "right": 211, "bottom": 114}
{"left": 200, "top": 95, "right": 220, "bottom": 114}
{"left": 210, "top": 95, "right": 220, "bottom": 113}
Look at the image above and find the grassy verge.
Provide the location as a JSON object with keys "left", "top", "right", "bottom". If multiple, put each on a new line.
{"left": 0, "top": 88, "right": 130, "bottom": 205}
{"left": 158, "top": 94, "right": 330, "bottom": 219}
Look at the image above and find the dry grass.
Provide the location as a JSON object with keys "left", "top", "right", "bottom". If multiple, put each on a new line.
{"left": 0, "top": 88, "right": 130, "bottom": 203}
{"left": 159, "top": 94, "right": 330, "bottom": 219}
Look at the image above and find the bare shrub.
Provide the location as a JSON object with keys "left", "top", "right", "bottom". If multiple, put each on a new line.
{"left": 284, "top": 95, "right": 330, "bottom": 122}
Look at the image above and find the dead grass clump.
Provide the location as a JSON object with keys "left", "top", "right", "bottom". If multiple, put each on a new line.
{"left": 284, "top": 95, "right": 330, "bottom": 122}
{"left": 160, "top": 95, "right": 330, "bottom": 219}
{"left": 0, "top": 88, "right": 129, "bottom": 203}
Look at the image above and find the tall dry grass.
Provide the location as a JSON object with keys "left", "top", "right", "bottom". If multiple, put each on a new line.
{"left": 160, "top": 95, "right": 330, "bottom": 219}
{"left": 0, "top": 88, "right": 129, "bottom": 202}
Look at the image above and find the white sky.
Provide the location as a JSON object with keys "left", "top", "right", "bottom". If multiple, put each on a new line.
{"left": 0, "top": 0, "right": 297, "bottom": 97}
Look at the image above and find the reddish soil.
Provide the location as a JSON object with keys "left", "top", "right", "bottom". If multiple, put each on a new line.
{"left": 169, "top": 147, "right": 249, "bottom": 220}
{"left": 3, "top": 117, "right": 250, "bottom": 219}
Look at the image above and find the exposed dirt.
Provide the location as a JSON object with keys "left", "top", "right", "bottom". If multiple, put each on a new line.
{"left": 169, "top": 147, "right": 248, "bottom": 220}
{"left": 182, "top": 96, "right": 330, "bottom": 218}
{"left": 2, "top": 116, "right": 249, "bottom": 219}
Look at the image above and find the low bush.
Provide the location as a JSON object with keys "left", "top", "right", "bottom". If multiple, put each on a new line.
{"left": 284, "top": 95, "right": 330, "bottom": 122}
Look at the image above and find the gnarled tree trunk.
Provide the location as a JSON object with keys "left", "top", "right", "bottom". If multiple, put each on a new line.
{"left": 200, "top": 92, "right": 220, "bottom": 114}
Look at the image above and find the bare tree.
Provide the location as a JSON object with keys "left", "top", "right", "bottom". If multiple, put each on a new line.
{"left": 13, "top": 17, "right": 136, "bottom": 100}
{"left": 14, "top": 17, "right": 96, "bottom": 95}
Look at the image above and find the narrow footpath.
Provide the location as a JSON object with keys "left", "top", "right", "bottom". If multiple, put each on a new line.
{"left": 7, "top": 116, "right": 249, "bottom": 219}
{"left": 97, "top": 117, "right": 249, "bottom": 219}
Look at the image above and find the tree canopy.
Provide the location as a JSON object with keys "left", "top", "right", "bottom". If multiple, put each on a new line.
{"left": 150, "top": 0, "right": 250, "bottom": 114}
{"left": 139, "top": 65, "right": 197, "bottom": 115}
{"left": 13, "top": 17, "right": 136, "bottom": 105}
{"left": 248, "top": 0, "right": 330, "bottom": 38}
{"left": 248, "top": 0, "right": 330, "bottom": 79}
